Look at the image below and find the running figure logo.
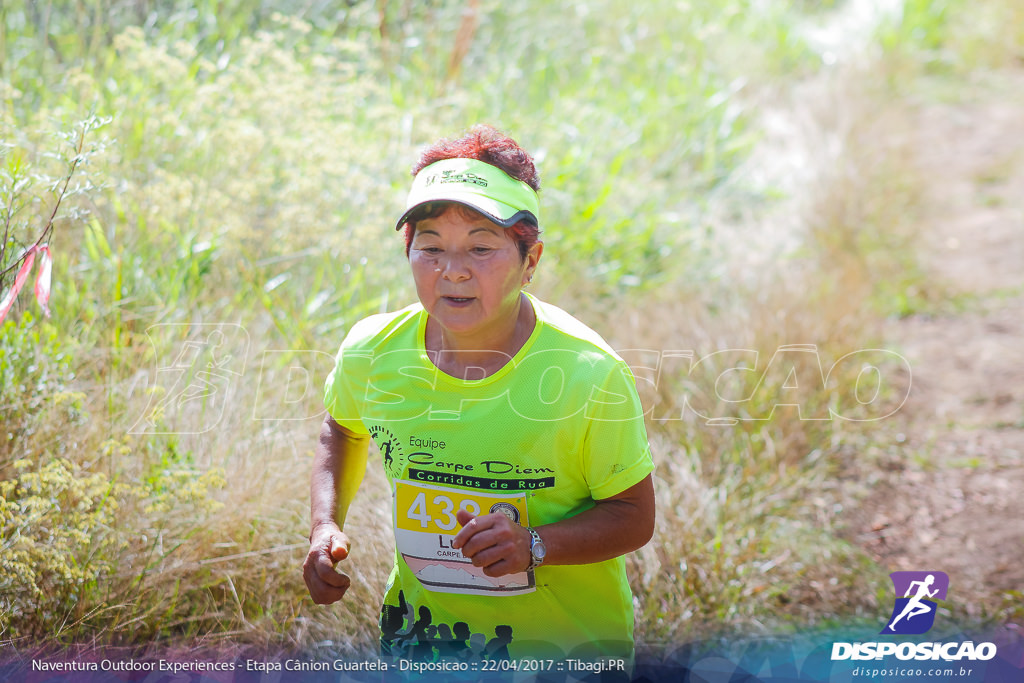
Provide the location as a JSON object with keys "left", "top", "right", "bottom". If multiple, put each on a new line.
{"left": 883, "top": 571, "right": 949, "bottom": 635}
{"left": 368, "top": 425, "right": 405, "bottom": 478}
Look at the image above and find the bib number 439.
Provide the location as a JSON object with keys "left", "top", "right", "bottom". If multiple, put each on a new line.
{"left": 406, "top": 491, "right": 481, "bottom": 531}
{"left": 393, "top": 480, "right": 534, "bottom": 595}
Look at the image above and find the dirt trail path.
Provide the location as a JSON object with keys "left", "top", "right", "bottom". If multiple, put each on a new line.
{"left": 852, "top": 74, "right": 1024, "bottom": 617}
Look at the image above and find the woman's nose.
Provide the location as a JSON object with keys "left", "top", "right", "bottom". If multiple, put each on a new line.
{"left": 440, "top": 254, "right": 471, "bottom": 281}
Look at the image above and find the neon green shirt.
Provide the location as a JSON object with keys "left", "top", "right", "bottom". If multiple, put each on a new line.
{"left": 323, "top": 293, "right": 654, "bottom": 661}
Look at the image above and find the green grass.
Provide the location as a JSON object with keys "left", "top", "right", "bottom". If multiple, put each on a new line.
{"left": 2, "top": 0, "right": 1022, "bottom": 657}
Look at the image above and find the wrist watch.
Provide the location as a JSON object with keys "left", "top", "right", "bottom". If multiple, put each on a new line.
{"left": 526, "top": 526, "right": 546, "bottom": 571}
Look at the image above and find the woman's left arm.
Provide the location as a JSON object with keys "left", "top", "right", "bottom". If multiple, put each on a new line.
{"left": 452, "top": 474, "right": 655, "bottom": 577}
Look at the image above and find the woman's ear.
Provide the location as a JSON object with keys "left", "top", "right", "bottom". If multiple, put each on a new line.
{"left": 523, "top": 241, "right": 543, "bottom": 284}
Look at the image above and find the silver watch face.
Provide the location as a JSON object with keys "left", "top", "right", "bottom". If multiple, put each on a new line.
{"left": 530, "top": 528, "right": 547, "bottom": 562}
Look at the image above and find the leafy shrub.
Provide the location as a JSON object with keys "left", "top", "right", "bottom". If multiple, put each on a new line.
{"left": 0, "top": 458, "right": 125, "bottom": 639}
{"left": 0, "top": 313, "right": 82, "bottom": 472}
{"left": 0, "top": 438, "right": 229, "bottom": 641}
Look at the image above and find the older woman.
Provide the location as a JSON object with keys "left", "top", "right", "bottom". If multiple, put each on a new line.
{"left": 303, "top": 126, "right": 655, "bottom": 663}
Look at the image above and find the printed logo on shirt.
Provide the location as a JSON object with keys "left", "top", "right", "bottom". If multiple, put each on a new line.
{"left": 405, "top": 451, "right": 556, "bottom": 491}
{"left": 369, "top": 424, "right": 406, "bottom": 478}
{"left": 380, "top": 590, "right": 513, "bottom": 662}
{"left": 366, "top": 428, "right": 558, "bottom": 491}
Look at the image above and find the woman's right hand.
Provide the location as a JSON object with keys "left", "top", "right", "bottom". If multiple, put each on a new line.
{"left": 303, "top": 523, "right": 353, "bottom": 604}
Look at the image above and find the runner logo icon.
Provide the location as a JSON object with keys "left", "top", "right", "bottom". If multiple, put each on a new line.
{"left": 832, "top": 570, "right": 996, "bottom": 662}
{"left": 882, "top": 571, "right": 949, "bottom": 635}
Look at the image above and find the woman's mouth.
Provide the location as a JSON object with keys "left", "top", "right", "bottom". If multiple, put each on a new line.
{"left": 442, "top": 296, "right": 474, "bottom": 306}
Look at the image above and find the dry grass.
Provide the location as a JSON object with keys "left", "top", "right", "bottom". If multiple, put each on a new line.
{"left": 2, "top": 59, "right": 926, "bottom": 657}
{"left": 548, "top": 58, "right": 936, "bottom": 649}
{"left": 7, "top": 0, "right": 1021, "bottom": 659}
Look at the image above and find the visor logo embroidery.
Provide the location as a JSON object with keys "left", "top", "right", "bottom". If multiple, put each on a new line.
{"left": 424, "top": 170, "right": 489, "bottom": 188}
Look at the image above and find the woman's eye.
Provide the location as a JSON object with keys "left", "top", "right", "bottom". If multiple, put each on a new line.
{"left": 471, "top": 247, "right": 493, "bottom": 254}
{"left": 418, "top": 247, "right": 442, "bottom": 254}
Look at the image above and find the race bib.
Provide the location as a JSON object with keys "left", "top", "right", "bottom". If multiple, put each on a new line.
{"left": 393, "top": 480, "right": 535, "bottom": 596}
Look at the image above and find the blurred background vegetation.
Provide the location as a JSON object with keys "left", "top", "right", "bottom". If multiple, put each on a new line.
{"left": 1, "top": 0, "right": 1022, "bottom": 660}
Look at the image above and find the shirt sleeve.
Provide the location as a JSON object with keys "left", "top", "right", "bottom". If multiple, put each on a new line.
{"left": 581, "top": 359, "right": 654, "bottom": 500}
{"left": 323, "top": 342, "right": 371, "bottom": 435}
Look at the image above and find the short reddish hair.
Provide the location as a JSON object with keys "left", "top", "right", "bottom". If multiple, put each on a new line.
{"left": 402, "top": 125, "right": 541, "bottom": 260}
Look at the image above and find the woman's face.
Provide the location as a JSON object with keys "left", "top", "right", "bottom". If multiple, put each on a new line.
{"left": 409, "top": 206, "right": 541, "bottom": 342}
